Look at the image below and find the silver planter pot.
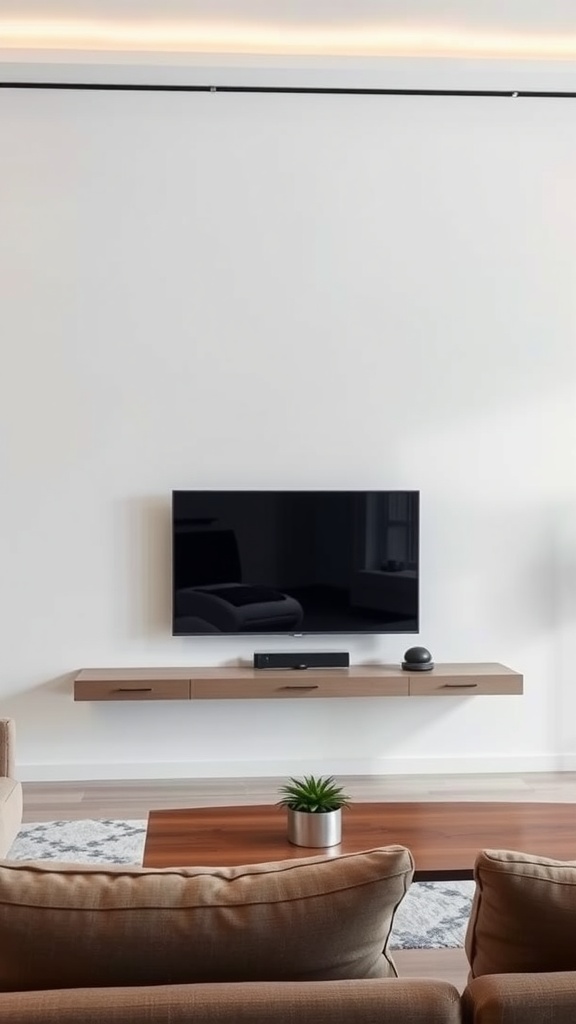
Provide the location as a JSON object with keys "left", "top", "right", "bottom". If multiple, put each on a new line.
{"left": 287, "top": 807, "right": 342, "bottom": 848}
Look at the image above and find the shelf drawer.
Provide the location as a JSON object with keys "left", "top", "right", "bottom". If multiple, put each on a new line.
{"left": 74, "top": 679, "right": 191, "bottom": 701}
{"left": 409, "top": 674, "right": 522, "bottom": 696}
{"left": 192, "top": 676, "right": 408, "bottom": 699}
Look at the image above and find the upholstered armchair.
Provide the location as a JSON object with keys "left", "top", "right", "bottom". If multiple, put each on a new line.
{"left": 0, "top": 719, "right": 23, "bottom": 856}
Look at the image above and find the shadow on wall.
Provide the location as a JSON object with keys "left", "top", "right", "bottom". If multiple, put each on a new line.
{"left": 115, "top": 489, "right": 567, "bottom": 652}
{"left": 0, "top": 672, "right": 77, "bottom": 767}
{"left": 421, "top": 496, "right": 561, "bottom": 646}
{"left": 550, "top": 506, "right": 576, "bottom": 765}
{"left": 118, "top": 495, "right": 172, "bottom": 641}
{"left": 0, "top": 672, "right": 75, "bottom": 707}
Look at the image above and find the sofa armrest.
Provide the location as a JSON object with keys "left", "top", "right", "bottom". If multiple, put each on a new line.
{"left": 0, "top": 979, "right": 463, "bottom": 1024}
{"left": 463, "top": 973, "right": 576, "bottom": 1024}
{"left": 0, "top": 719, "right": 16, "bottom": 779}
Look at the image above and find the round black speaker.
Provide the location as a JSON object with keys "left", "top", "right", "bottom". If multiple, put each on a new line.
{"left": 401, "top": 646, "right": 435, "bottom": 672}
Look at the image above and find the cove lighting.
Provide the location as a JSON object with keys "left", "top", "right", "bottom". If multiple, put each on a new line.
{"left": 1, "top": 19, "right": 576, "bottom": 61}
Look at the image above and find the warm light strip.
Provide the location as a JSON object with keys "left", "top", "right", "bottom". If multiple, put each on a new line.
{"left": 2, "top": 19, "right": 576, "bottom": 60}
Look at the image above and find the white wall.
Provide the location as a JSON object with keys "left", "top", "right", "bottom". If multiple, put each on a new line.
{"left": 1, "top": 85, "right": 576, "bottom": 780}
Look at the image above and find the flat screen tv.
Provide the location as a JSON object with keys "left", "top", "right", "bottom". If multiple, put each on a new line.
{"left": 172, "top": 490, "right": 419, "bottom": 636}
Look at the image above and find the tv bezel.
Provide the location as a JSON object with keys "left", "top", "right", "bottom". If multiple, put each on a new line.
{"left": 171, "top": 489, "right": 419, "bottom": 637}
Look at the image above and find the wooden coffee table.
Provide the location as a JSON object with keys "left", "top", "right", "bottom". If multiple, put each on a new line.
{"left": 143, "top": 801, "right": 576, "bottom": 880}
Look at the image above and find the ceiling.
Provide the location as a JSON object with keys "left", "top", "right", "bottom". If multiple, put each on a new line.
{"left": 2, "top": 1, "right": 576, "bottom": 92}
{"left": 2, "top": 1, "right": 576, "bottom": 59}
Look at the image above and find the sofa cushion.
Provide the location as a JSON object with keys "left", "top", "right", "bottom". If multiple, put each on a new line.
{"left": 0, "top": 979, "right": 464, "bottom": 1024}
{"left": 463, "top": 973, "right": 576, "bottom": 1024}
{"left": 0, "top": 845, "right": 414, "bottom": 991}
{"left": 465, "top": 848, "right": 576, "bottom": 977}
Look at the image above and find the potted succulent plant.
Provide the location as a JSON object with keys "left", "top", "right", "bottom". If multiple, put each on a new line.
{"left": 277, "top": 774, "right": 351, "bottom": 848}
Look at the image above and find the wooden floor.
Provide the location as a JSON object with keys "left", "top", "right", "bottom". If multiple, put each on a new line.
{"left": 20, "top": 770, "right": 576, "bottom": 993}
{"left": 21, "top": 770, "right": 576, "bottom": 822}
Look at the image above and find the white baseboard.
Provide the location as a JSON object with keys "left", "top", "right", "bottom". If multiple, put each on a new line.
{"left": 16, "top": 753, "right": 576, "bottom": 783}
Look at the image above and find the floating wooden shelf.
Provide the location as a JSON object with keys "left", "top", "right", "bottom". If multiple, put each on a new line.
{"left": 73, "top": 663, "right": 523, "bottom": 701}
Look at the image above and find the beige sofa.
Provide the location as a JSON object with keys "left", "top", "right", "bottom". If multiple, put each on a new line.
{"left": 0, "top": 719, "right": 22, "bottom": 857}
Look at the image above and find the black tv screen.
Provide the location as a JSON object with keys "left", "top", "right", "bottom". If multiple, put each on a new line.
{"left": 172, "top": 490, "right": 419, "bottom": 636}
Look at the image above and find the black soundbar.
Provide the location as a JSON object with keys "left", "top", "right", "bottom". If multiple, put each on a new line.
{"left": 254, "top": 651, "right": 350, "bottom": 671}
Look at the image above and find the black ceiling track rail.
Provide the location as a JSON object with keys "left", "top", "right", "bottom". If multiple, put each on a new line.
{"left": 1, "top": 82, "right": 576, "bottom": 98}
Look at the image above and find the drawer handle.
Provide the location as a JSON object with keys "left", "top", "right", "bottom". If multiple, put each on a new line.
{"left": 442, "top": 682, "right": 479, "bottom": 688}
{"left": 114, "top": 687, "right": 154, "bottom": 693}
{"left": 278, "top": 685, "right": 320, "bottom": 691}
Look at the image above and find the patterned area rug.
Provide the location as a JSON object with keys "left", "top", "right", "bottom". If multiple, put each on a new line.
{"left": 9, "top": 819, "right": 146, "bottom": 866}
{"left": 7, "top": 819, "right": 474, "bottom": 950}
